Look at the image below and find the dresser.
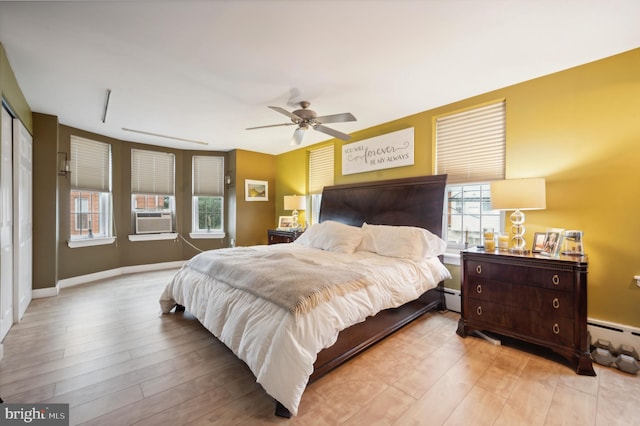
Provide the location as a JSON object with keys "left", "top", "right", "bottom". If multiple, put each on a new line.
{"left": 456, "top": 248, "right": 595, "bottom": 375}
{"left": 267, "top": 229, "right": 303, "bottom": 245}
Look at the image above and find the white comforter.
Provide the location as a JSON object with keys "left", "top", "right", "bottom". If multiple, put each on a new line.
{"left": 159, "top": 243, "right": 451, "bottom": 415}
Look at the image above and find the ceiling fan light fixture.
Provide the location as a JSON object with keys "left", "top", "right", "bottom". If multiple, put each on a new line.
{"left": 290, "top": 127, "right": 307, "bottom": 146}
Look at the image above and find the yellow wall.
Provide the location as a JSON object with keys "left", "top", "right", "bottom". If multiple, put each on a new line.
{"left": 276, "top": 48, "right": 640, "bottom": 328}
{"left": 234, "top": 149, "right": 277, "bottom": 246}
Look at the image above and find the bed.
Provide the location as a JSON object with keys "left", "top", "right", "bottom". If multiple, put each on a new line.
{"left": 159, "top": 174, "right": 450, "bottom": 417}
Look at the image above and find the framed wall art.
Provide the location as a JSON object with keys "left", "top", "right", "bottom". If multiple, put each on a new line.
{"left": 245, "top": 179, "right": 268, "bottom": 201}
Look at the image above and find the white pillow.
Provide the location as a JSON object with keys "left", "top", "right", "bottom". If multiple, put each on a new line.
{"left": 294, "top": 220, "right": 364, "bottom": 254}
{"left": 359, "top": 223, "right": 447, "bottom": 260}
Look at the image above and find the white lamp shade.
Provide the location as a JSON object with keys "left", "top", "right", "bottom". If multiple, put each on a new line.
{"left": 284, "top": 195, "right": 306, "bottom": 211}
{"left": 490, "top": 178, "right": 546, "bottom": 211}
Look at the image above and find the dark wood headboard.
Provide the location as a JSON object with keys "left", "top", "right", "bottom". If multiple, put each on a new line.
{"left": 318, "top": 175, "right": 448, "bottom": 237}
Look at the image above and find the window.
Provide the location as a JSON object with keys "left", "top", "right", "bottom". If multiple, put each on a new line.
{"left": 308, "top": 145, "right": 334, "bottom": 225}
{"left": 74, "top": 197, "right": 88, "bottom": 230}
{"left": 436, "top": 101, "right": 505, "bottom": 249}
{"left": 192, "top": 155, "right": 224, "bottom": 235}
{"left": 69, "top": 136, "right": 112, "bottom": 241}
{"left": 445, "top": 183, "right": 501, "bottom": 247}
{"left": 131, "top": 148, "right": 175, "bottom": 233}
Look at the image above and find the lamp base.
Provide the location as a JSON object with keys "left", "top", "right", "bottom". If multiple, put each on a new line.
{"left": 510, "top": 209, "right": 527, "bottom": 252}
{"left": 292, "top": 209, "right": 300, "bottom": 229}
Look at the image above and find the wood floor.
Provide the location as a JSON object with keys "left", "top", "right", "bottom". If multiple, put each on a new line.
{"left": 1, "top": 269, "right": 638, "bottom": 425}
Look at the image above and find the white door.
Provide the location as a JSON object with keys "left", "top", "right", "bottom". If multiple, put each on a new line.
{"left": 13, "top": 118, "right": 32, "bottom": 321}
{"left": 0, "top": 107, "right": 13, "bottom": 340}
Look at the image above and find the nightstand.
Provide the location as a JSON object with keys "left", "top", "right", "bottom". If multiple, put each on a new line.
{"left": 456, "top": 247, "right": 595, "bottom": 376}
{"left": 267, "top": 229, "right": 303, "bottom": 245}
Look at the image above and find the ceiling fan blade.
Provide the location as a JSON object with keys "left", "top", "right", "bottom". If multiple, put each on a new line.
{"left": 290, "top": 127, "right": 306, "bottom": 146}
{"left": 269, "top": 106, "right": 301, "bottom": 122}
{"left": 314, "top": 112, "right": 356, "bottom": 124}
{"left": 313, "top": 124, "right": 352, "bottom": 141}
{"left": 246, "top": 122, "right": 295, "bottom": 130}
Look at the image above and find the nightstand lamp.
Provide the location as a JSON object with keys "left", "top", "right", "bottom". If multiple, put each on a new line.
{"left": 284, "top": 195, "right": 306, "bottom": 229}
{"left": 490, "top": 178, "right": 546, "bottom": 252}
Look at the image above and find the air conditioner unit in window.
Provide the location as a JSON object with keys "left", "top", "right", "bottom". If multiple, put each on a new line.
{"left": 135, "top": 212, "right": 172, "bottom": 234}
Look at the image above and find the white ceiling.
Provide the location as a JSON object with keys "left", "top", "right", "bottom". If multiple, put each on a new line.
{"left": 1, "top": 1, "right": 639, "bottom": 155}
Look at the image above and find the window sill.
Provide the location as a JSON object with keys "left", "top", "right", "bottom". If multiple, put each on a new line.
{"left": 443, "top": 250, "right": 462, "bottom": 266}
{"left": 189, "top": 232, "right": 226, "bottom": 239}
{"left": 68, "top": 237, "right": 116, "bottom": 248}
{"left": 128, "top": 233, "right": 178, "bottom": 242}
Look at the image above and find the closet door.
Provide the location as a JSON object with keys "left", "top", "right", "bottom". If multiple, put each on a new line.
{"left": 13, "top": 117, "right": 32, "bottom": 321}
{"left": 0, "top": 107, "right": 13, "bottom": 340}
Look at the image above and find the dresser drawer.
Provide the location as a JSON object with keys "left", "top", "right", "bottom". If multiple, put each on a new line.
{"left": 466, "top": 260, "right": 526, "bottom": 283}
{"left": 467, "top": 300, "right": 512, "bottom": 329}
{"left": 467, "top": 278, "right": 512, "bottom": 304}
{"left": 526, "top": 268, "right": 574, "bottom": 291}
{"left": 467, "top": 279, "right": 573, "bottom": 318}
{"left": 512, "top": 311, "right": 574, "bottom": 346}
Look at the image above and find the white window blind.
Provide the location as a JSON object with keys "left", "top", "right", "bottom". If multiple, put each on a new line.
{"left": 131, "top": 148, "right": 175, "bottom": 195}
{"left": 70, "top": 136, "right": 111, "bottom": 192}
{"left": 436, "top": 101, "right": 506, "bottom": 184}
{"left": 308, "top": 145, "right": 334, "bottom": 194}
{"left": 193, "top": 155, "right": 224, "bottom": 196}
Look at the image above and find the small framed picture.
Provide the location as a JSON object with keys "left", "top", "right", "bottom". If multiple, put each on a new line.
{"left": 277, "top": 216, "right": 294, "bottom": 230}
{"left": 245, "top": 179, "right": 268, "bottom": 201}
{"left": 540, "top": 230, "right": 562, "bottom": 256}
{"left": 531, "top": 232, "right": 547, "bottom": 253}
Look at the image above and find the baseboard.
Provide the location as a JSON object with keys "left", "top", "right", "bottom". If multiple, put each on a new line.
{"left": 588, "top": 318, "right": 640, "bottom": 354}
{"left": 33, "top": 260, "right": 185, "bottom": 298}
{"left": 32, "top": 286, "right": 59, "bottom": 299}
{"left": 443, "top": 288, "right": 461, "bottom": 313}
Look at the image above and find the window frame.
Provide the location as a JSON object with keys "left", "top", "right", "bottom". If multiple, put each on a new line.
{"left": 68, "top": 136, "right": 114, "bottom": 247}
{"left": 435, "top": 101, "right": 506, "bottom": 262}
{"left": 190, "top": 155, "right": 225, "bottom": 239}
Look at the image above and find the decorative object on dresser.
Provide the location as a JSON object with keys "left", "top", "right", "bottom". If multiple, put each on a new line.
{"left": 268, "top": 229, "right": 303, "bottom": 244}
{"left": 490, "top": 178, "right": 546, "bottom": 252}
{"left": 283, "top": 194, "right": 306, "bottom": 229}
{"left": 456, "top": 248, "right": 595, "bottom": 376}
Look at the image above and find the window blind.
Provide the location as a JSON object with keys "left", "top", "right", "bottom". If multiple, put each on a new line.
{"left": 193, "top": 155, "right": 224, "bottom": 196}
{"left": 131, "top": 148, "right": 175, "bottom": 195}
{"left": 70, "top": 136, "right": 111, "bottom": 192}
{"left": 436, "top": 101, "right": 505, "bottom": 184}
{"left": 308, "top": 145, "right": 334, "bottom": 194}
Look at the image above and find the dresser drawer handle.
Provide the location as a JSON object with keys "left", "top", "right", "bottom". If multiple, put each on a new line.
{"left": 552, "top": 323, "right": 560, "bottom": 334}
{"left": 476, "top": 265, "right": 482, "bottom": 274}
{"left": 476, "top": 306, "right": 482, "bottom": 316}
{"left": 552, "top": 274, "right": 560, "bottom": 285}
{"left": 476, "top": 284, "right": 482, "bottom": 294}
{"left": 552, "top": 298, "right": 560, "bottom": 309}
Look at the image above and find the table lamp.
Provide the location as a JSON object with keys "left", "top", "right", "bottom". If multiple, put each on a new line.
{"left": 490, "top": 178, "right": 546, "bottom": 252}
{"left": 284, "top": 195, "right": 306, "bottom": 229}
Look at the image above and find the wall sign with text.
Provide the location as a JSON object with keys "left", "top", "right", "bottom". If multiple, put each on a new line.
{"left": 342, "top": 127, "right": 414, "bottom": 175}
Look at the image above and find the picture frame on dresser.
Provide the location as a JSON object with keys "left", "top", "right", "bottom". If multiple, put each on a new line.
{"left": 531, "top": 232, "right": 546, "bottom": 253}
{"left": 540, "top": 229, "right": 562, "bottom": 256}
{"left": 277, "top": 216, "right": 294, "bottom": 230}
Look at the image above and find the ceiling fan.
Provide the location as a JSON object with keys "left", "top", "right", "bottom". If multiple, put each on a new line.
{"left": 246, "top": 101, "right": 356, "bottom": 145}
